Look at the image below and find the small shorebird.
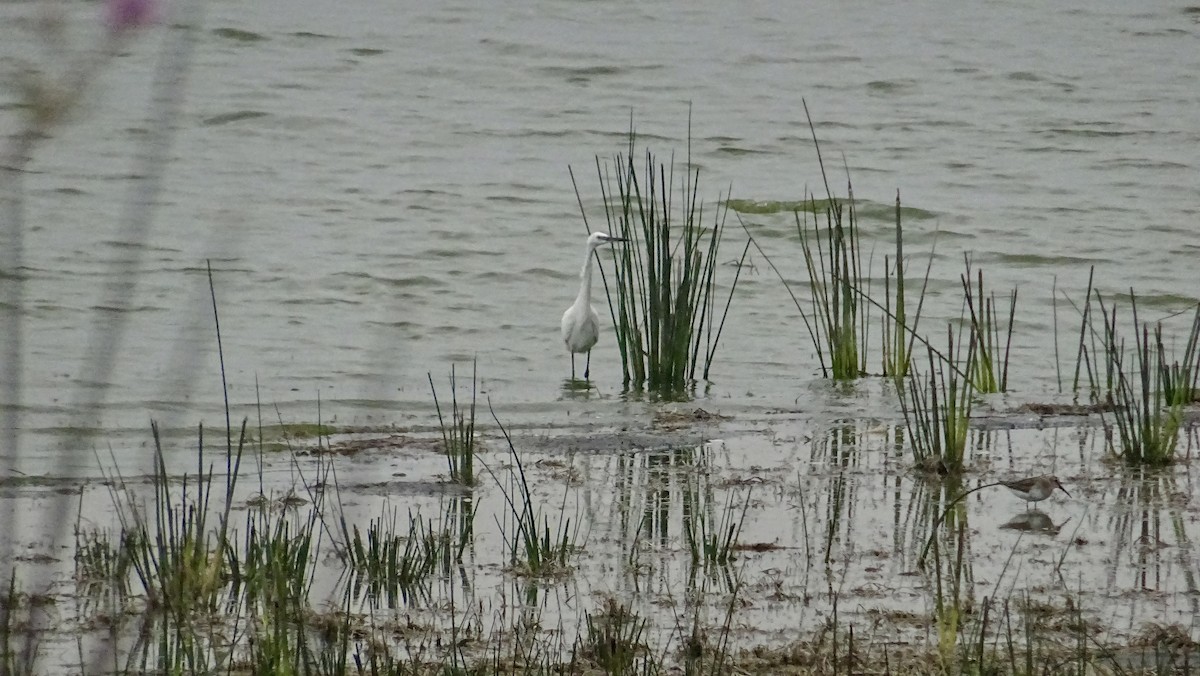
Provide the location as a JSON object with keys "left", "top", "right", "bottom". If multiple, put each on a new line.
{"left": 1001, "top": 475, "right": 1070, "bottom": 508}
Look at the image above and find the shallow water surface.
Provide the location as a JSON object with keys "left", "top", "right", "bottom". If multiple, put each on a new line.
{"left": 7, "top": 408, "right": 1198, "bottom": 670}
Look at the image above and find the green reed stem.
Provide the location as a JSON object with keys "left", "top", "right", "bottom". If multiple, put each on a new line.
{"left": 577, "top": 121, "right": 745, "bottom": 395}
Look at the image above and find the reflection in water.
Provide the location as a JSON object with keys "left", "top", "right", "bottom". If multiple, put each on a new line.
{"left": 559, "top": 378, "right": 595, "bottom": 398}
{"left": 811, "top": 422, "right": 865, "bottom": 567}
{"left": 1109, "top": 471, "right": 1198, "bottom": 598}
{"left": 602, "top": 445, "right": 741, "bottom": 593}
{"left": 999, "top": 509, "right": 1063, "bottom": 534}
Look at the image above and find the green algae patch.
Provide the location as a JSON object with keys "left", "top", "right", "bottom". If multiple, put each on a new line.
{"left": 857, "top": 201, "right": 937, "bottom": 222}
{"left": 725, "top": 198, "right": 829, "bottom": 215}
{"left": 201, "top": 111, "right": 268, "bottom": 127}
{"left": 250, "top": 423, "right": 337, "bottom": 451}
{"left": 726, "top": 198, "right": 936, "bottom": 222}
{"left": 211, "top": 28, "right": 268, "bottom": 42}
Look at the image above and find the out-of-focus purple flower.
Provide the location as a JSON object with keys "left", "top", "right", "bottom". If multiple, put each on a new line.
{"left": 106, "top": 0, "right": 160, "bottom": 32}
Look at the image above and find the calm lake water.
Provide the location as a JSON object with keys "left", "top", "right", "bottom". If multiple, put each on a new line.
{"left": 2, "top": 0, "right": 1199, "bottom": 474}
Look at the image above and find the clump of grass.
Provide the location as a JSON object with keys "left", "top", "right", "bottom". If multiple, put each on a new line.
{"left": 960, "top": 256, "right": 1017, "bottom": 393}
{"left": 741, "top": 107, "right": 934, "bottom": 383}
{"left": 72, "top": 526, "right": 133, "bottom": 599}
{"left": 683, "top": 485, "right": 750, "bottom": 586}
{"left": 1084, "top": 291, "right": 1200, "bottom": 465}
{"left": 795, "top": 193, "right": 871, "bottom": 380}
{"left": 98, "top": 422, "right": 246, "bottom": 673}
{"left": 340, "top": 506, "right": 463, "bottom": 606}
{"left": 108, "top": 422, "right": 243, "bottom": 616}
{"left": 573, "top": 120, "right": 748, "bottom": 395}
{"left": 236, "top": 488, "right": 326, "bottom": 671}
{"left": 579, "top": 599, "right": 649, "bottom": 674}
{"left": 897, "top": 328, "right": 975, "bottom": 474}
{"left": 486, "top": 402, "right": 579, "bottom": 576}
{"left": 429, "top": 361, "right": 478, "bottom": 486}
{"left": 792, "top": 101, "right": 873, "bottom": 381}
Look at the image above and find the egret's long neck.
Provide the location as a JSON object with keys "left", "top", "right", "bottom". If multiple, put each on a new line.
{"left": 575, "top": 244, "right": 598, "bottom": 306}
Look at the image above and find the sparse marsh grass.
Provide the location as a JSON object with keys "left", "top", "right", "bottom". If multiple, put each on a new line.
{"left": 72, "top": 525, "right": 133, "bottom": 599}
{"left": 961, "top": 257, "right": 1017, "bottom": 394}
{"left": 488, "top": 404, "right": 579, "bottom": 576}
{"left": 340, "top": 504, "right": 467, "bottom": 607}
{"left": 683, "top": 485, "right": 750, "bottom": 586}
{"left": 897, "top": 330, "right": 975, "bottom": 474}
{"left": 576, "top": 126, "right": 747, "bottom": 395}
{"left": 12, "top": 410, "right": 1200, "bottom": 675}
{"left": 429, "top": 361, "right": 478, "bottom": 486}
{"left": 1084, "top": 292, "right": 1200, "bottom": 465}
{"left": 579, "top": 599, "right": 650, "bottom": 674}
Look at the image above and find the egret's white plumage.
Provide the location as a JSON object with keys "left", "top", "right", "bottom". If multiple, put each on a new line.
{"left": 561, "top": 232, "right": 624, "bottom": 379}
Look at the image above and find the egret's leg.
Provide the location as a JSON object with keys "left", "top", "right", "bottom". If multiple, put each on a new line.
{"left": 584, "top": 351, "right": 591, "bottom": 380}
{"left": 571, "top": 354, "right": 576, "bottom": 380}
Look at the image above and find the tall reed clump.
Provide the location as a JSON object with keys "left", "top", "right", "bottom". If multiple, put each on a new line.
{"left": 743, "top": 105, "right": 932, "bottom": 382}
{"left": 795, "top": 193, "right": 872, "bottom": 380}
{"left": 960, "top": 256, "right": 1016, "bottom": 393}
{"left": 575, "top": 127, "right": 748, "bottom": 395}
{"left": 897, "top": 327, "right": 975, "bottom": 474}
{"left": 790, "top": 100, "right": 872, "bottom": 381}
{"left": 429, "top": 361, "right": 478, "bottom": 486}
{"left": 109, "top": 263, "right": 242, "bottom": 619}
{"left": 1084, "top": 292, "right": 1200, "bottom": 465}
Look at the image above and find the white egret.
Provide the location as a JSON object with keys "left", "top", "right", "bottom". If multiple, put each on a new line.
{"left": 560, "top": 231, "right": 626, "bottom": 379}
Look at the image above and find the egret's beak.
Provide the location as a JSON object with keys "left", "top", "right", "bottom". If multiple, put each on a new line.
{"left": 606, "top": 236, "right": 628, "bottom": 243}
